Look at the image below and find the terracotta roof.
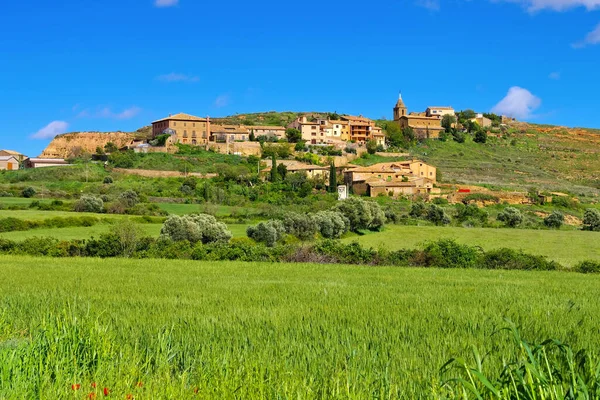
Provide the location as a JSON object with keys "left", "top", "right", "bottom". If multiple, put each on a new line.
{"left": 0, "top": 156, "right": 19, "bottom": 161}
{"left": 328, "top": 120, "right": 349, "bottom": 125}
{"left": 152, "top": 113, "right": 207, "bottom": 123}
{"left": 249, "top": 125, "right": 286, "bottom": 130}
{"left": 210, "top": 124, "right": 248, "bottom": 134}
{"left": 27, "top": 158, "right": 68, "bottom": 163}
{"left": 410, "top": 125, "right": 445, "bottom": 130}
{"left": 341, "top": 115, "right": 373, "bottom": 122}
{"left": 0, "top": 150, "right": 23, "bottom": 156}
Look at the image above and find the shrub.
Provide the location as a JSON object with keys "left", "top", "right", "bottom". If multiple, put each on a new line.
{"left": 414, "top": 239, "right": 480, "bottom": 269}
{"left": 454, "top": 203, "right": 488, "bottom": 224}
{"left": 480, "top": 248, "right": 559, "bottom": 271}
{"left": 110, "top": 220, "right": 142, "bottom": 258}
{"left": 283, "top": 212, "right": 318, "bottom": 240}
{"left": 313, "top": 211, "right": 349, "bottom": 239}
{"left": 160, "top": 214, "right": 232, "bottom": 244}
{"left": 582, "top": 208, "right": 600, "bottom": 231}
{"left": 574, "top": 260, "right": 600, "bottom": 274}
{"left": 247, "top": 220, "right": 286, "bottom": 247}
{"left": 366, "top": 140, "right": 378, "bottom": 155}
{"left": 22, "top": 187, "right": 36, "bottom": 198}
{"left": 333, "top": 197, "right": 385, "bottom": 232}
{"left": 462, "top": 193, "right": 499, "bottom": 204}
{"left": 409, "top": 202, "right": 427, "bottom": 218}
{"left": 74, "top": 195, "right": 104, "bottom": 213}
{"left": 497, "top": 207, "right": 523, "bottom": 227}
{"left": 103, "top": 176, "right": 113, "bottom": 184}
{"left": 543, "top": 211, "right": 564, "bottom": 229}
{"left": 551, "top": 196, "right": 574, "bottom": 208}
{"left": 452, "top": 131, "right": 466, "bottom": 143}
{"left": 425, "top": 204, "right": 451, "bottom": 225}
{"left": 119, "top": 190, "right": 139, "bottom": 207}
{"left": 473, "top": 130, "right": 487, "bottom": 144}
{"left": 84, "top": 234, "right": 122, "bottom": 258}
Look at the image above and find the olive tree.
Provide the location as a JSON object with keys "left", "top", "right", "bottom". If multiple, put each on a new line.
{"left": 497, "top": 207, "right": 523, "bottom": 228}
{"left": 246, "top": 220, "right": 286, "bottom": 247}
{"left": 74, "top": 195, "right": 104, "bottom": 213}
{"left": 583, "top": 208, "right": 600, "bottom": 231}
{"left": 160, "top": 214, "right": 232, "bottom": 244}
{"left": 313, "top": 211, "right": 349, "bottom": 239}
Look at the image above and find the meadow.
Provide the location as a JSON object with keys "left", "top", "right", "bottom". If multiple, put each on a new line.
{"left": 1, "top": 256, "right": 599, "bottom": 398}
{"left": 347, "top": 224, "right": 600, "bottom": 266}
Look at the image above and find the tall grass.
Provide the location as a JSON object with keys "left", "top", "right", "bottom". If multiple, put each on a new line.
{"left": 1, "top": 257, "right": 599, "bottom": 397}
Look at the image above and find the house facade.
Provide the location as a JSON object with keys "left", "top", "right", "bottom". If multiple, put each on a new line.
{"left": 251, "top": 126, "right": 286, "bottom": 140}
{"left": 0, "top": 156, "right": 19, "bottom": 170}
{"left": 151, "top": 113, "right": 211, "bottom": 145}
{"left": 426, "top": 106, "right": 455, "bottom": 118}
{"left": 470, "top": 113, "right": 492, "bottom": 128}
{"left": 393, "top": 95, "right": 445, "bottom": 139}
{"left": 210, "top": 125, "right": 249, "bottom": 143}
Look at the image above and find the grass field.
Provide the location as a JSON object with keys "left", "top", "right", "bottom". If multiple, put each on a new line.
{"left": 347, "top": 225, "right": 600, "bottom": 266}
{"left": 0, "top": 256, "right": 599, "bottom": 398}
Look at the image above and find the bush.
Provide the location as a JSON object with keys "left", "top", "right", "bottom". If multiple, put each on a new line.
{"left": 119, "top": 190, "right": 139, "bottom": 207}
{"left": 454, "top": 203, "right": 488, "bottom": 224}
{"left": 333, "top": 197, "right": 385, "bottom": 232}
{"left": 425, "top": 204, "right": 451, "bottom": 225}
{"left": 313, "top": 211, "right": 349, "bottom": 239}
{"left": 283, "top": 212, "right": 318, "bottom": 240}
{"left": 22, "top": 187, "right": 36, "bottom": 198}
{"left": 452, "top": 131, "right": 466, "bottom": 143}
{"left": 574, "top": 260, "right": 600, "bottom": 274}
{"left": 551, "top": 196, "right": 574, "bottom": 208}
{"left": 160, "top": 214, "right": 232, "bottom": 244}
{"left": 103, "top": 176, "right": 114, "bottom": 184}
{"left": 74, "top": 195, "right": 104, "bottom": 213}
{"left": 473, "top": 130, "right": 487, "bottom": 144}
{"left": 543, "top": 211, "right": 564, "bottom": 229}
{"left": 582, "top": 208, "right": 600, "bottom": 231}
{"left": 247, "top": 220, "right": 286, "bottom": 247}
{"left": 415, "top": 239, "right": 480, "bottom": 269}
{"left": 409, "top": 202, "right": 427, "bottom": 218}
{"left": 497, "top": 207, "right": 523, "bottom": 227}
{"left": 480, "top": 248, "right": 559, "bottom": 271}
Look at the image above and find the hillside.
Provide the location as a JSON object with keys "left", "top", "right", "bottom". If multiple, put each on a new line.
{"left": 40, "top": 132, "right": 137, "bottom": 158}
{"left": 211, "top": 111, "right": 333, "bottom": 126}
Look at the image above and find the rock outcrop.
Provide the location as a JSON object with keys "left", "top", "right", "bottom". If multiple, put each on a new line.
{"left": 40, "top": 132, "right": 136, "bottom": 158}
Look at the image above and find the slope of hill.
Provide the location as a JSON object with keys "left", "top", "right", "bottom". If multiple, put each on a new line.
{"left": 40, "top": 132, "right": 136, "bottom": 158}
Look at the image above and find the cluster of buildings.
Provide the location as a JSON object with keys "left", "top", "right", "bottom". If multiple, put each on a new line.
{"left": 151, "top": 94, "right": 504, "bottom": 147}
{"left": 0, "top": 149, "right": 70, "bottom": 170}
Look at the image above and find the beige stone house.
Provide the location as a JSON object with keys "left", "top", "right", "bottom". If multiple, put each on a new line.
{"left": 210, "top": 125, "right": 249, "bottom": 143}
{"left": 426, "top": 106, "right": 455, "bottom": 118}
{"left": 151, "top": 113, "right": 210, "bottom": 145}
{"left": 0, "top": 156, "right": 19, "bottom": 170}
{"left": 470, "top": 113, "right": 492, "bottom": 128}
{"left": 250, "top": 126, "right": 286, "bottom": 140}
{"left": 393, "top": 95, "right": 445, "bottom": 139}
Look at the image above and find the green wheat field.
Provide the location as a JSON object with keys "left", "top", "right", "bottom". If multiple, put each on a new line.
{"left": 1, "top": 256, "right": 599, "bottom": 398}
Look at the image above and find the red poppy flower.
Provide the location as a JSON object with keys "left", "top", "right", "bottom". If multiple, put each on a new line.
{"left": 91, "top": 382, "right": 97, "bottom": 388}
{"left": 136, "top": 381, "right": 143, "bottom": 388}
{"left": 72, "top": 384, "right": 81, "bottom": 391}
{"left": 103, "top": 387, "right": 110, "bottom": 396}
{"left": 88, "top": 393, "right": 97, "bottom": 400}
{"left": 125, "top": 395, "right": 133, "bottom": 400}
{"left": 193, "top": 387, "right": 199, "bottom": 394}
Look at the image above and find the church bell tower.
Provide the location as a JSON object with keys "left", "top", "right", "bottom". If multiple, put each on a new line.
{"left": 393, "top": 92, "right": 407, "bottom": 121}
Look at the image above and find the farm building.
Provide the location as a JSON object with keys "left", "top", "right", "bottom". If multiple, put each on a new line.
{"left": 0, "top": 156, "right": 20, "bottom": 170}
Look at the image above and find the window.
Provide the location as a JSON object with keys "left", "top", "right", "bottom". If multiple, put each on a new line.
{"left": 173, "top": 122, "right": 177, "bottom": 126}
{"left": 311, "top": 126, "right": 317, "bottom": 130}
{"left": 184, "top": 122, "right": 187, "bottom": 127}
{"left": 193, "top": 123, "right": 196, "bottom": 127}
{"left": 430, "top": 172, "right": 433, "bottom": 176}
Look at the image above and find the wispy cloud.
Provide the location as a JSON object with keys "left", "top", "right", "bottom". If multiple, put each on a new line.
{"left": 497, "top": 0, "right": 600, "bottom": 12}
{"left": 548, "top": 71, "right": 561, "bottom": 79}
{"left": 572, "top": 22, "right": 600, "bottom": 47}
{"left": 416, "top": 0, "right": 441, "bottom": 10}
{"left": 214, "top": 95, "right": 230, "bottom": 108}
{"left": 156, "top": 73, "right": 199, "bottom": 83}
{"left": 491, "top": 86, "right": 541, "bottom": 119}
{"left": 77, "top": 106, "right": 142, "bottom": 120}
{"left": 31, "top": 121, "right": 69, "bottom": 140}
{"left": 154, "top": 0, "right": 178, "bottom": 7}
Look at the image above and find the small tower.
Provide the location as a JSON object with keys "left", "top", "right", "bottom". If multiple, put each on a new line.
{"left": 393, "top": 92, "right": 407, "bottom": 121}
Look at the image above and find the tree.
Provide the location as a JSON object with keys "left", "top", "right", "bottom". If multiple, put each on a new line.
{"left": 110, "top": 219, "right": 142, "bottom": 258}
{"left": 385, "top": 122, "right": 405, "bottom": 148}
{"left": 103, "top": 176, "right": 113, "bottom": 184}
{"left": 497, "top": 207, "right": 523, "bottom": 227}
{"left": 452, "top": 131, "right": 466, "bottom": 143}
{"left": 474, "top": 129, "right": 487, "bottom": 144}
{"left": 366, "top": 140, "right": 378, "bottom": 155}
{"left": 544, "top": 211, "right": 564, "bottom": 229}
{"left": 465, "top": 120, "right": 478, "bottom": 133}
{"left": 95, "top": 146, "right": 105, "bottom": 155}
{"left": 270, "top": 155, "right": 279, "bottom": 182}
{"left": 583, "top": 208, "right": 600, "bottom": 231}
{"left": 277, "top": 163, "right": 287, "bottom": 180}
{"left": 249, "top": 129, "right": 256, "bottom": 142}
{"left": 285, "top": 128, "right": 302, "bottom": 143}
{"left": 409, "top": 202, "right": 427, "bottom": 218}
{"left": 74, "top": 195, "right": 104, "bottom": 213}
{"left": 333, "top": 197, "right": 385, "bottom": 232}
{"left": 160, "top": 214, "right": 232, "bottom": 244}
{"left": 425, "top": 204, "right": 451, "bottom": 225}
{"left": 457, "top": 109, "right": 476, "bottom": 122}
{"left": 313, "top": 211, "right": 349, "bottom": 239}
{"left": 402, "top": 127, "right": 415, "bottom": 143}
{"left": 329, "top": 162, "right": 337, "bottom": 193}
{"left": 442, "top": 115, "right": 456, "bottom": 133}
{"left": 246, "top": 220, "right": 286, "bottom": 247}
{"left": 295, "top": 141, "right": 306, "bottom": 152}
{"left": 104, "top": 142, "right": 118, "bottom": 153}
{"left": 283, "top": 212, "right": 318, "bottom": 240}
{"left": 119, "top": 190, "right": 139, "bottom": 208}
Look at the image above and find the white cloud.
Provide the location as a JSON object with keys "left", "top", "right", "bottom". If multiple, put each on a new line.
{"left": 31, "top": 121, "right": 69, "bottom": 140}
{"left": 498, "top": 0, "right": 600, "bottom": 11}
{"left": 77, "top": 106, "right": 141, "bottom": 120}
{"left": 491, "top": 86, "right": 541, "bottom": 119}
{"left": 156, "top": 73, "right": 199, "bottom": 83}
{"left": 548, "top": 71, "right": 561, "bottom": 79}
{"left": 214, "top": 95, "right": 230, "bottom": 108}
{"left": 416, "top": 0, "right": 440, "bottom": 10}
{"left": 154, "top": 0, "right": 178, "bottom": 7}
{"left": 572, "top": 23, "right": 600, "bottom": 47}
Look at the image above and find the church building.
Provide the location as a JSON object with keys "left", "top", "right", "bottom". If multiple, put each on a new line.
{"left": 393, "top": 94, "right": 445, "bottom": 139}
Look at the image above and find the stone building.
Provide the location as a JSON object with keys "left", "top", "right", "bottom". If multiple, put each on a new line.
{"left": 151, "top": 113, "right": 210, "bottom": 145}
{"left": 393, "top": 94, "right": 445, "bottom": 139}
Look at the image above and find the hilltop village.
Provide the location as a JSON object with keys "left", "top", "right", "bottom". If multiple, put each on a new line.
{"left": 2, "top": 95, "right": 519, "bottom": 199}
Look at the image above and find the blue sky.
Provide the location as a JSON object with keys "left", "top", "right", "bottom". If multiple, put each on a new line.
{"left": 2, "top": 0, "right": 600, "bottom": 156}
